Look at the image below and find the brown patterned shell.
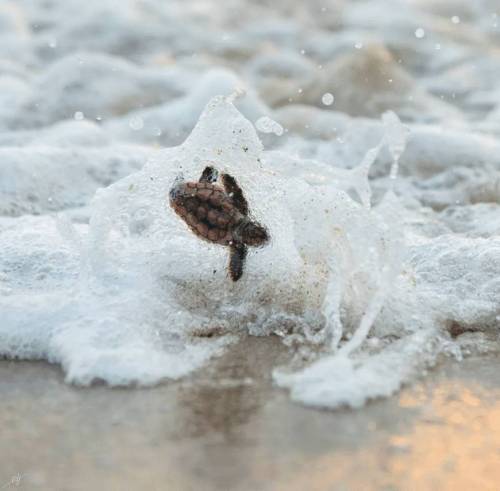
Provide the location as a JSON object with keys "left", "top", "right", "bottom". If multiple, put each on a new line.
{"left": 169, "top": 181, "right": 243, "bottom": 245}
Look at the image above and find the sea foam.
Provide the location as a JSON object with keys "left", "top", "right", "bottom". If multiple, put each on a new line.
{"left": 2, "top": 96, "right": 498, "bottom": 408}
{"left": 1, "top": 0, "right": 500, "bottom": 409}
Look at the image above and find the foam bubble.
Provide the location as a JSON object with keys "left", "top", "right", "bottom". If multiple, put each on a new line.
{"left": 322, "top": 92, "right": 334, "bottom": 106}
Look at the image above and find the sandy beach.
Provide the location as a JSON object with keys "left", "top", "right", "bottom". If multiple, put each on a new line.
{"left": 2, "top": 336, "right": 499, "bottom": 490}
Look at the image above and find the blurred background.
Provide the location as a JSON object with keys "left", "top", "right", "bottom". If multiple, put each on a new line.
{"left": 1, "top": 0, "right": 500, "bottom": 214}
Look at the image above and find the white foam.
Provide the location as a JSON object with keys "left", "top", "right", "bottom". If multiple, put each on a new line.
{"left": 1, "top": 0, "right": 499, "bottom": 409}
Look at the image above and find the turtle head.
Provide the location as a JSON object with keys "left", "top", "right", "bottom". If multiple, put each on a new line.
{"left": 236, "top": 219, "right": 269, "bottom": 247}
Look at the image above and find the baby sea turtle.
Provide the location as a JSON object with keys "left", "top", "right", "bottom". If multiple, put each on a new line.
{"left": 169, "top": 166, "right": 269, "bottom": 281}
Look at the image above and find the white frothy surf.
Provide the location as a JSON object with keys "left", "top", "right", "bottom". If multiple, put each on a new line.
{"left": 0, "top": 0, "right": 499, "bottom": 409}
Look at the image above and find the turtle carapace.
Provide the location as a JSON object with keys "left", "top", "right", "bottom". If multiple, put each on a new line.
{"left": 169, "top": 166, "right": 269, "bottom": 281}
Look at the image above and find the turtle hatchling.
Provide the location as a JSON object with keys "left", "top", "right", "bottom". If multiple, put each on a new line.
{"left": 169, "top": 166, "right": 269, "bottom": 281}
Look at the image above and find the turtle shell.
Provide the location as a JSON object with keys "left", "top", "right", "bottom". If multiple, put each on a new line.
{"left": 170, "top": 181, "right": 243, "bottom": 245}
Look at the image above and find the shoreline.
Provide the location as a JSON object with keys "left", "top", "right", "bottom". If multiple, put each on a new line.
{"left": 1, "top": 336, "right": 499, "bottom": 490}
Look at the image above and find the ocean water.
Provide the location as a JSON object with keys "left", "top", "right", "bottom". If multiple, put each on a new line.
{"left": 0, "top": 0, "right": 499, "bottom": 409}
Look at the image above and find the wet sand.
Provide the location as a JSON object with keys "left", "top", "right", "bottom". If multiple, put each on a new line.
{"left": 1, "top": 336, "right": 499, "bottom": 491}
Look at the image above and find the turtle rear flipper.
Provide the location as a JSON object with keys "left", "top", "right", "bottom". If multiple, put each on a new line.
{"left": 199, "top": 166, "right": 218, "bottom": 183}
{"left": 229, "top": 243, "right": 247, "bottom": 281}
{"left": 222, "top": 173, "right": 248, "bottom": 216}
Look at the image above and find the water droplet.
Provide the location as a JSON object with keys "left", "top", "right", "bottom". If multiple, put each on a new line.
{"left": 322, "top": 93, "right": 334, "bottom": 106}
{"left": 74, "top": 111, "right": 84, "bottom": 121}
{"left": 415, "top": 28, "right": 425, "bottom": 38}
{"left": 129, "top": 116, "right": 144, "bottom": 131}
{"left": 354, "top": 42, "right": 363, "bottom": 49}
{"left": 382, "top": 110, "right": 409, "bottom": 181}
{"left": 451, "top": 15, "right": 460, "bottom": 24}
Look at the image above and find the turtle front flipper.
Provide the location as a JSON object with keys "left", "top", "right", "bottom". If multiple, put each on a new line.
{"left": 228, "top": 243, "right": 247, "bottom": 281}
{"left": 222, "top": 173, "right": 249, "bottom": 216}
{"left": 199, "top": 166, "right": 219, "bottom": 183}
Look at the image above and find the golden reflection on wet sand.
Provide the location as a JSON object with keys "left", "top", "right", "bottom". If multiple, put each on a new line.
{"left": 266, "top": 368, "right": 500, "bottom": 491}
{"left": 1, "top": 345, "right": 499, "bottom": 491}
{"left": 388, "top": 383, "right": 500, "bottom": 490}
